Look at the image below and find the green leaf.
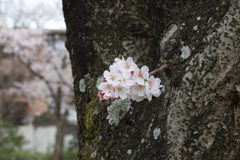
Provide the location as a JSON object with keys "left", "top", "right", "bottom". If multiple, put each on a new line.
{"left": 162, "top": 60, "right": 168, "bottom": 63}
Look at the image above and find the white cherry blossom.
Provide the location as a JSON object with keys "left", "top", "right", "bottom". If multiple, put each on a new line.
{"left": 115, "top": 84, "right": 130, "bottom": 99}
{"left": 119, "top": 57, "right": 138, "bottom": 72}
{"left": 132, "top": 84, "right": 146, "bottom": 96}
{"left": 98, "top": 81, "right": 114, "bottom": 95}
{"left": 133, "top": 65, "right": 149, "bottom": 85}
{"left": 103, "top": 69, "right": 121, "bottom": 86}
{"left": 97, "top": 57, "right": 163, "bottom": 102}
{"left": 121, "top": 71, "right": 134, "bottom": 87}
{"left": 131, "top": 94, "right": 145, "bottom": 102}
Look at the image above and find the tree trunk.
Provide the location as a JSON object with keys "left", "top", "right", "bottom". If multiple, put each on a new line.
{"left": 53, "top": 87, "right": 67, "bottom": 160}
{"left": 53, "top": 110, "right": 68, "bottom": 160}
{"left": 63, "top": 0, "right": 240, "bottom": 159}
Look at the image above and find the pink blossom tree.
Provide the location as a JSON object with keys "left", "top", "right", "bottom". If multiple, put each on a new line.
{"left": 0, "top": 27, "right": 74, "bottom": 160}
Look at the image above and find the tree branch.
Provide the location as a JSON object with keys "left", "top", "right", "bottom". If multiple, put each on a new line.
{"left": 149, "top": 63, "right": 171, "bottom": 76}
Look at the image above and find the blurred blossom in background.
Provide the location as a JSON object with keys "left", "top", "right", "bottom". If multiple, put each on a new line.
{"left": 0, "top": 0, "right": 66, "bottom": 29}
{"left": 0, "top": 1, "right": 77, "bottom": 160}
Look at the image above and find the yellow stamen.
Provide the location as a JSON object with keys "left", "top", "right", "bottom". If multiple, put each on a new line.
{"left": 105, "top": 84, "right": 111, "bottom": 90}
{"left": 125, "top": 64, "right": 130, "bottom": 69}
{"left": 149, "top": 82, "right": 152, "bottom": 87}
{"left": 138, "top": 73, "right": 143, "bottom": 78}
{"left": 138, "top": 85, "right": 143, "bottom": 88}
{"left": 118, "top": 87, "right": 123, "bottom": 91}
{"left": 110, "top": 75, "right": 115, "bottom": 80}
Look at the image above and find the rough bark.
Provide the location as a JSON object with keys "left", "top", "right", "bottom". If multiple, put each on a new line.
{"left": 63, "top": 0, "right": 240, "bottom": 159}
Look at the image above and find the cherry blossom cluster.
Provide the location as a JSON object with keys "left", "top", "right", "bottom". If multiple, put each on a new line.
{"left": 97, "top": 57, "right": 163, "bottom": 102}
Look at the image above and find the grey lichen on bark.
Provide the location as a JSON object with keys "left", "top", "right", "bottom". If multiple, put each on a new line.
{"left": 106, "top": 99, "right": 132, "bottom": 126}
{"left": 63, "top": 0, "right": 240, "bottom": 159}
{"left": 162, "top": 1, "right": 240, "bottom": 159}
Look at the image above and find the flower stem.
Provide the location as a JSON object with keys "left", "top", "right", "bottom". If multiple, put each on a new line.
{"left": 149, "top": 64, "right": 171, "bottom": 76}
